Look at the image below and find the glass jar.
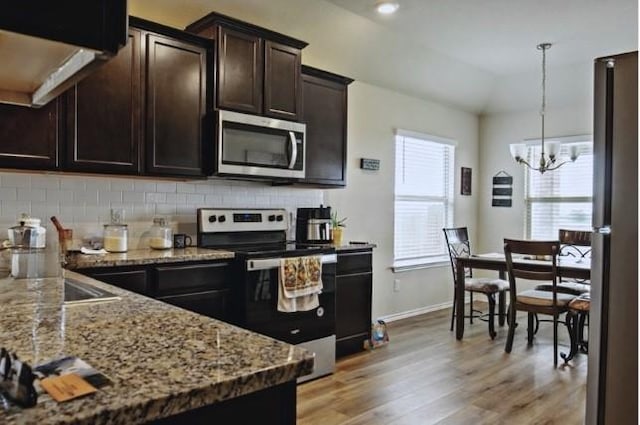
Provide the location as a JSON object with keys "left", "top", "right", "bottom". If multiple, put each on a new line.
{"left": 149, "top": 218, "right": 172, "bottom": 250}
{"left": 103, "top": 224, "right": 128, "bottom": 253}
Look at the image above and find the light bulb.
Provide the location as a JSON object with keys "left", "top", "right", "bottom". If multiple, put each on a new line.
{"left": 376, "top": 1, "right": 399, "bottom": 14}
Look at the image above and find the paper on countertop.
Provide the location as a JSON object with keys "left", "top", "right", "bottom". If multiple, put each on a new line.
{"left": 80, "top": 247, "right": 108, "bottom": 255}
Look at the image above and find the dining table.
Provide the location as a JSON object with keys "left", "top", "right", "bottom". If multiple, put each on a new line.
{"left": 455, "top": 253, "right": 592, "bottom": 340}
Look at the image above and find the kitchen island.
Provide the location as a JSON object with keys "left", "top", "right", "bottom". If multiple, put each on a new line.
{"left": 0, "top": 269, "right": 314, "bottom": 424}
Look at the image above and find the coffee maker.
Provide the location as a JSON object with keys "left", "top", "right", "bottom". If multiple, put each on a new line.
{"left": 296, "top": 205, "right": 332, "bottom": 244}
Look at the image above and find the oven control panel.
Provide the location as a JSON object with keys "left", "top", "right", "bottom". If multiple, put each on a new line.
{"left": 198, "top": 208, "right": 288, "bottom": 233}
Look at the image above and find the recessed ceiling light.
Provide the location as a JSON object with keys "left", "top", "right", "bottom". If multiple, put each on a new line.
{"left": 376, "top": 1, "right": 399, "bottom": 14}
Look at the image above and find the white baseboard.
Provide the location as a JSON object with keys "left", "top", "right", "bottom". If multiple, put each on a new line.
{"left": 378, "top": 296, "right": 471, "bottom": 323}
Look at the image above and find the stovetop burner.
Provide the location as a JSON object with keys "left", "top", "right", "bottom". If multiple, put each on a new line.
{"left": 197, "top": 207, "right": 336, "bottom": 259}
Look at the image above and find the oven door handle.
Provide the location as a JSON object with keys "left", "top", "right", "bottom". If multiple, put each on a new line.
{"left": 247, "top": 254, "right": 337, "bottom": 271}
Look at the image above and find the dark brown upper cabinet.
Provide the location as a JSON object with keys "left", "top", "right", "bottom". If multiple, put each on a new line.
{"left": 61, "top": 18, "right": 211, "bottom": 178}
{"left": 64, "top": 29, "right": 142, "bottom": 174}
{"left": 264, "top": 41, "right": 302, "bottom": 121}
{"left": 0, "top": 99, "right": 60, "bottom": 170}
{"left": 145, "top": 32, "right": 208, "bottom": 177}
{"left": 301, "top": 66, "right": 353, "bottom": 187}
{"left": 186, "top": 12, "right": 307, "bottom": 122}
{"left": 217, "top": 26, "right": 263, "bottom": 114}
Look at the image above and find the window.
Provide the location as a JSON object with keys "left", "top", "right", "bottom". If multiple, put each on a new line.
{"left": 525, "top": 136, "right": 593, "bottom": 240}
{"left": 394, "top": 130, "right": 455, "bottom": 268}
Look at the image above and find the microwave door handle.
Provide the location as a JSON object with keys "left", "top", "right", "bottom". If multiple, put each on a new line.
{"left": 288, "top": 131, "right": 297, "bottom": 169}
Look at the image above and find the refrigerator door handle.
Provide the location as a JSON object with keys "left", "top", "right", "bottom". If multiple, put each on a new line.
{"left": 593, "top": 226, "right": 612, "bottom": 235}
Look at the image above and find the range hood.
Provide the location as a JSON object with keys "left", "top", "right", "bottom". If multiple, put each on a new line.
{"left": 0, "top": 1, "right": 128, "bottom": 108}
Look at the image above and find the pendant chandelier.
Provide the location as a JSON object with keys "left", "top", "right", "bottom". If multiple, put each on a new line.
{"left": 509, "top": 43, "right": 580, "bottom": 173}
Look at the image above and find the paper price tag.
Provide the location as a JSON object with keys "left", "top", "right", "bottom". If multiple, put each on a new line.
{"left": 40, "top": 373, "right": 97, "bottom": 402}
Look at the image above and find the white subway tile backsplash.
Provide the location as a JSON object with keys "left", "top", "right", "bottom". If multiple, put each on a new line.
{"left": 135, "top": 181, "right": 157, "bottom": 192}
{"left": 111, "top": 180, "right": 135, "bottom": 191}
{"left": 156, "top": 203, "right": 177, "bottom": 215}
{"left": 204, "top": 194, "right": 223, "bottom": 206}
{"left": 0, "top": 188, "right": 17, "bottom": 201}
{"left": 60, "top": 177, "right": 86, "bottom": 191}
{"left": 1, "top": 173, "right": 31, "bottom": 188}
{"left": 145, "top": 192, "right": 166, "bottom": 203}
{"left": 18, "top": 188, "right": 45, "bottom": 202}
{"left": 32, "top": 175, "right": 60, "bottom": 190}
{"left": 0, "top": 171, "right": 323, "bottom": 246}
{"left": 85, "top": 180, "right": 111, "bottom": 191}
{"left": 176, "top": 182, "right": 196, "bottom": 193}
{"left": 74, "top": 190, "right": 99, "bottom": 205}
{"left": 165, "top": 193, "right": 187, "bottom": 204}
{"left": 46, "top": 189, "right": 74, "bottom": 203}
{"left": 186, "top": 194, "right": 205, "bottom": 205}
{"left": 99, "top": 191, "right": 123, "bottom": 204}
{"left": 156, "top": 182, "right": 177, "bottom": 193}
{"left": 123, "top": 192, "right": 145, "bottom": 204}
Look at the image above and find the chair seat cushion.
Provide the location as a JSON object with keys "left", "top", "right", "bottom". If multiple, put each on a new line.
{"left": 516, "top": 289, "right": 576, "bottom": 307}
{"left": 568, "top": 294, "right": 591, "bottom": 312}
{"left": 465, "top": 278, "right": 509, "bottom": 293}
{"left": 535, "top": 282, "right": 590, "bottom": 295}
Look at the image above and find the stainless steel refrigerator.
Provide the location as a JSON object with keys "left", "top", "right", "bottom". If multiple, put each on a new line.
{"left": 587, "top": 51, "right": 638, "bottom": 425}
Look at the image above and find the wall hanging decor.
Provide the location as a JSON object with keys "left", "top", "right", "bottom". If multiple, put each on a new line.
{"left": 461, "top": 167, "right": 472, "bottom": 196}
{"left": 492, "top": 170, "right": 513, "bottom": 207}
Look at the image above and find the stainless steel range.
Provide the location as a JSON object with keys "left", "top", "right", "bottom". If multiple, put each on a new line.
{"left": 197, "top": 208, "right": 336, "bottom": 383}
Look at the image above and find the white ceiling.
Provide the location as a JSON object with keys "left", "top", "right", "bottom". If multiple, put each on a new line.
{"left": 327, "top": 0, "right": 638, "bottom": 76}
{"left": 131, "top": 0, "right": 638, "bottom": 114}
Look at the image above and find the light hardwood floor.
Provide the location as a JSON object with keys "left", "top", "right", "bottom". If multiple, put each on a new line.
{"left": 297, "top": 306, "right": 587, "bottom": 425}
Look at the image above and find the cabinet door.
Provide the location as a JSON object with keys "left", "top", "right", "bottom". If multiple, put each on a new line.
{"left": 0, "top": 100, "right": 59, "bottom": 170}
{"left": 145, "top": 33, "right": 207, "bottom": 177}
{"left": 158, "top": 289, "right": 229, "bottom": 321}
{"left": 264, "top": 41, "right": 301, "bottom": 121}
{"left": 155, "top": 262, "right": 229, "bottom": 296}
{"left": 302, "top": 73, "right": 348, "bottom": 186}
{"left": 84, "top": 269, "right": 148, "bottom": 295}
{"left": 336, "top": 273, "right": 372, "bottom": 340}
{"left": 217, "top": 26, "right": 263, "bottom": 114}
{"left": 64, "top": 29, "right": 142, "bottom": 174}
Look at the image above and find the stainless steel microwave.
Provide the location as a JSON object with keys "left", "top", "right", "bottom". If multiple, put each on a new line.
{"left": 217, "top": 110, "right": 306, "bottom": 179}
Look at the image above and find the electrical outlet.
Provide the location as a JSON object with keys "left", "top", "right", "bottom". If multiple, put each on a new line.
{"left": 393, "top": 279, "right": 400, "bottom": 292}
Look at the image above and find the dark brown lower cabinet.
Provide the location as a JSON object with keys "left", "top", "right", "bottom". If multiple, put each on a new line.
{"left": 78, "top": 260, "right": 230, "bottom": 321}
{"left": 150, "top": 381, "right": 296, "bottom": 425}
{"left": 336, "top": 249, "right": 373, "bottom": 357}
{"left": 0, "top": 99, "right": 60, "bottom": 170}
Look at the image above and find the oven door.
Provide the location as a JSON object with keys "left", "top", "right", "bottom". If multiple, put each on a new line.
{"left": 218, "top": 110, "right": 305, "bottom": 179}
{"left": 242, "top": 254, "right": 336, "bottom": 344}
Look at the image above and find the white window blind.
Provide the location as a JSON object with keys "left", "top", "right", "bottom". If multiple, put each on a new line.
{"left": 394, "top": 132, "right": 455, "bottom": 266}
{"left": 525, "top": 139, "right": 593, "bottom": 240}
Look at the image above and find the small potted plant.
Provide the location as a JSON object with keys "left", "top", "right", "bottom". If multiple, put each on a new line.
{"left": 331, "top": 212, "right": 347, "bottom": 246}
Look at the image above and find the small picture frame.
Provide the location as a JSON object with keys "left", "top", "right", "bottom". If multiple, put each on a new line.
{"left": 461, "top": 167, "right": 472, "bottom": 196}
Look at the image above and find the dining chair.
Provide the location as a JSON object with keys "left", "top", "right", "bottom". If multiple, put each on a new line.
{"left": 443, "top": 227, "right": 509, "bottom": 339}
{"left": 561, "top": 293, "right": 590, "bottom": 363}
{"left": 535, "top": 229, "right": 591, "bottom": 295}
{"left": 503, "top": 239, "right": 576, "bottom": 366}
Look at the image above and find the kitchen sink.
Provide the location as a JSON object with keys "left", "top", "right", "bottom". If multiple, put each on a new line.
{"left": 64, "top": 278, "right": 120, "bottom": 305}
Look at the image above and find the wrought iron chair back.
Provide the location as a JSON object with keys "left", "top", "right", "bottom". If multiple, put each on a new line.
{"left": 443, "top": 227, "right": 473, "bottom": 285}
{"left": 558, "top": 229, "right": 592, "bottom": 259}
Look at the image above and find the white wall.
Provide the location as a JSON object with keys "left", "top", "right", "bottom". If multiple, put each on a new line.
{"left": 477, "top": 103, "right": 593, "bottom": 254}
{"left": 325, "top": 82, "right": 479, "bottom": 319}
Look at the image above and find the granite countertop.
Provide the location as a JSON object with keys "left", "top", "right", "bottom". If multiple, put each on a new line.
{"left": 66, "top": 247, "right": 235, "bottom": 270}
{"left": 334, "top": 243, "right": 377, "bottom": 252}
{"left": 0, "top": 270, "right": 314, "bottom": 425}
